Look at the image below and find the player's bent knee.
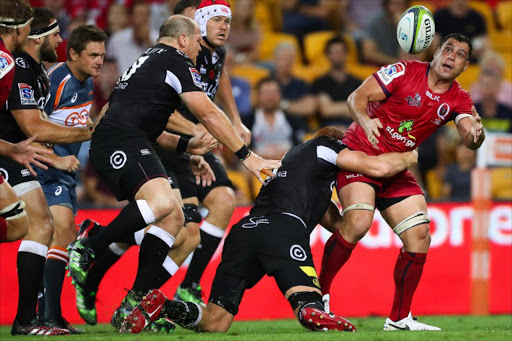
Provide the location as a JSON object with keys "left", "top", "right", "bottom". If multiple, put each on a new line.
{"left": 342, "top": 207, "right": 374, "bottom": 240}
{"left": 5, "top": 216, "right": 29, "bottom": 242}
{"left": 393, "top": 211, "right": 430, "bottom": 236}
{"left": 206, "top": 187, "right": 236, "bottom": 215}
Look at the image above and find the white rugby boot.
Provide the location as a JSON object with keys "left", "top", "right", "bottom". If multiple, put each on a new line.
{"left": 384, "top": 312, "right": 441, "bottom": 331}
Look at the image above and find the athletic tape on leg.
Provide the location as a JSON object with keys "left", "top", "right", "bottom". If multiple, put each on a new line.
{"left": 134, "top": 229, "right": 145, "bottom": 246}
{"left": 108, "top": 242, "right": 128, "bottom": 256}
{"left": 0, "top": 200, "right": 26, "bottom": 220}
{"left": 162, "top": 256, "right": 179, "bottom": 276}
{"left": 18, "top": 240, "right": 48, "bottom": 257}
{"left": 393, "top": 211, "right": 430, "bottom": 236}
{"left": 341, "top": 203, "right": 374, "bottom": 217}
{"left": 200, "top": 221, "right": 225, "bottom": 238}
{"left": 136, "top": 199, "right": 156, "bottom": 225}
{"left": 147, "top": 225, "right": 175, "bottom": 249}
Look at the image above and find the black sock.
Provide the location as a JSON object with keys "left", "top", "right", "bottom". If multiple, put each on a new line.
{"left": 84, "top": 247, "right": 122, "bottom": 293}
{"left": 36, "top": 278, "right": 45, "bottom": 321}
{"left": 132, "top": 232, "right": 172, "bottom": 293}
{"left": 43, "top": 258, "right": 67, "bottom": 319}
{"left": 85, "top": 201, "right": 148, "bottom": 252}
{"left": 182, "top": 229, "right": 221, "bottom": 288}
{"left": 16, "top": 251, "right": 45, "bottom": 325}
{"left": 161, "top": 300, "right": 200, "bottom": 328}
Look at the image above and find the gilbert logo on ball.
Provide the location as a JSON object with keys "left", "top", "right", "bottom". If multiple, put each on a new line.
{"left": 397, "top": 5, "right": 435, "bottom": 54}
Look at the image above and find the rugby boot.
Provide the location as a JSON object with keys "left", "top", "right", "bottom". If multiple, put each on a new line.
{"left": 120, "top": 289, "right": 167, "bottom": 334}
{"left": 11, "top": 318, "right": 71, "bottom": 336}
{"left": 174, "top": 282, "right": 205, "bottom": 307}
{"left": 384, "top": 312, "right": 441, "bottom": 331}
{"left": 111, "top": 290, "right": 142, "bottom": 331}
{"left": 42, "top": 315, "right": 85, "bottom": 334}
{"left": 75, "top": 284, "right": 97, "bottom": 325}
{"left": 77, "top": 219, "right": 102, "bottom": 239}
{"left": 300, "top": 307, "right": 356, "bottom": 332}
{"left": 67, "top": 239, "right": 95, "bottom": 287}
{"left": 148, "top": 318, "right": 176, "bottom": 333}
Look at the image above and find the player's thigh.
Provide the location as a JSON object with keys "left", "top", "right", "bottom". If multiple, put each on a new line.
{"left": 19, "top": 187, "right": 54, "bottom": 242}
{"left": 0, "top": 180, "right": 19, "bottom": 208}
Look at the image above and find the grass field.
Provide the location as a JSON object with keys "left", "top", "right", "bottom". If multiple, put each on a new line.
{"left": 1, "top": 315, "right": 511, "bottom": 340}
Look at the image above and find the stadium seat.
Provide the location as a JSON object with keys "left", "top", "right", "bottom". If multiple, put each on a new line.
{"left": 304, "top": 31, "right": 359, "bottom": 66}
{"left": 292, "top": 64, "right": 329, "bottom": 83}
{"left": 258, "top": 32, "right": 300, "bottom": 62}
{"left": 227, "top": 170, "right": 253, "bottom": 203}
{"left": 468, "top": 0, "right": 495, "bottom": 33}
{"left": 253, "top": 1, "right": 274, "bottom": 32}
{"left": 346, "top": 64, "right": 376, "bottom": 81}
{"left": 490, "top": 30, "right": 512, "bottom": 56}
{"left": 231, "top": 64, "right": 270, "bottom": 88}
{"left": 491, "top": 167, "right": 512, "bottom": 200}
{"left": 497, "top": 1, "right": 512, "bottom": 30}
{"left": 456, "top": 65, "right": 480, "bottom": 90}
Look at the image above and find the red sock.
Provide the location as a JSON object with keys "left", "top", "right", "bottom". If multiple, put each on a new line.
{"left": 0, "top": 217, "right": 7, "bottom": 243}
{"left": 389, "top": 249, "right": 427, "bottom": 321}
{"left": 319, "top": 232, "right": 357, "bottom": 294}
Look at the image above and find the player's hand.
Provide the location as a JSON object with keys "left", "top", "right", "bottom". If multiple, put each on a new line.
{"left": 471, "top": 106, "right": 484, "bottom": 143}
{"left": 361, "top": 117, "right": 383, "bottom": 150}
{"left": 190, "top": 155, "right": 216, "bottom": 187}
{"left": 241, "top": 151, "right": 281, "bottom": 184}
{"left": 53, "top": 155, "right": 80, "bottom": 172}
{"left": 10, "top": 135, "right": 53, "bottom": 176}
{"left": 235, "top": 122, "right": 252, "bottom": 146}
{"left": 187, "top": 130, "right": 219, "bottom": 155}
{"left": 407, "top": 149, "right": 419, "bottom": 167}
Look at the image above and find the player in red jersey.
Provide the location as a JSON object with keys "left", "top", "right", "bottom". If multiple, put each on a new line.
{"left": 0, "top": 0, "right": 33, "bottom": 107}
{"left": 319, "top": 33, "right": 485, "bottom": 331}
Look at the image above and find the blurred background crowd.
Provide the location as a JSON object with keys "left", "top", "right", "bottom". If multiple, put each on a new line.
{"left": 29, "top": 0, "right": 512, "bottom": 207}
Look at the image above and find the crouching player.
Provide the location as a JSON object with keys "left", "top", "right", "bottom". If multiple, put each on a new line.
{"left": 120, "top": 126, "right": 419, "bottom": 333}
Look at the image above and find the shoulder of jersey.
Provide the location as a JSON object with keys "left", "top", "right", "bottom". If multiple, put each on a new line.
{"left": 0, "top": 50, "right": 14, "bottom": 79}
{"left": 216, "top": 45, "right": 227, "bottom": 58}
{"left": 47, "top": 62, "right": 68, "bottom": 81}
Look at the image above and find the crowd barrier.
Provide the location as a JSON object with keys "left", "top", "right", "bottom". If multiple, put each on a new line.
{"left": 0, "top": 202, "right": 510, "bottom": 324}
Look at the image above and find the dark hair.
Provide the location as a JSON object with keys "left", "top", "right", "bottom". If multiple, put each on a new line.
{"left": 0, "top": 0, "right": 33, "bottom": 35}
{"left": 256, "top": 77, "right": 279, "bottom": 93}
{"left": 67, "top": 25, "right": 107, "bottom": 60}
{"left": 441, "top": 33, "right": 473, "bottom": 58}
{"left": 324, "top": 35, "right": 348, "bottom": 54}
{"left": 313, "top": 126, "right": 345, "bottom": 141}
{"left": 174, "top": 0, "right": 201, "bottom": 15}
{"left": 31, "top": 7, "right": 55, "bottom": 32}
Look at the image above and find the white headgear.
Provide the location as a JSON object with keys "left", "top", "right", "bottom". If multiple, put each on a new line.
{"left": 194, "top": 0, "right": 231, "bottom": 38}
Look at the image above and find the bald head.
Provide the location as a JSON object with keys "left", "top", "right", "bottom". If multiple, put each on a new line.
{"left": 158, "top": 14, "right": 197, "bottom": 41}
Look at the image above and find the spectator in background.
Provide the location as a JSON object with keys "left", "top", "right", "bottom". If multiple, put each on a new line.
{"left": 106, "top": 0, "right": 158, "bottom": 75}
{"left": 106, "top": 3, "right": 129, "bottom": 36}
{"left": 228, "top": 0, "right": 261, "bottom": 65}
{"left": 361, "top": 0, "right": 410, "bottom": 66}
{"left": 91, "top": 58, "right": 119, "bottom": 119}
{"left": 243, "top": 78, "right": 303, "bottom": 160}
{"left": 272, "top": 42, "right": 317, "bottom": 131}
{"left": 312, "top": 36, "right": 361, "bottom": 130}
{"left": 223, "top": 46, "right": 252, "bottom": 118}
{"left": 150, "top": 0, "right": 178, "bottom": 31}
{"left": 280, "top": 0, "right": 329, "bottom": 60}
{"left": 442, "top": 140, "right": 476, "bottom": 201}
{"left": 44, "top": 0, "right": 70, "bottom": 39}
{"left": 433, "top": 0, "right": 488, "bottom": 62}
{"left": 471, "top": 51, "right": 512, "bottom": 108}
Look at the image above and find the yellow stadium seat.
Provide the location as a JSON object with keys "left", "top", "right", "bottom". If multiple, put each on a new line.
{"left": 231, "top": 64, "right": 270, "bottom": 88}
{"left": 456, "top": 65, "right": 480, "bottom": 90}
{"left": 491, "top": 167, "right": 512, "bottom": 200}
{"left": 258, "top": 32, "right": 300, "bottom": 62}
{"left": 468, "top": 0, "right": 495, "bottom": 33}
{"left": 490, "top": 30, "right": 512, "bottom": 55}
{"left": 497, "top": 1, "right": 512, "bottom": 30}
{"left": 292, "top": 64, "right": 329, "bottom": 83}
{"left": 304, "top": 31, "right": 359, "bottom": 66}
{"left": 227, "top": 170, "right": 253, "bottom": 204}
{"left": 254, "top": 1, "right": 274, "bottom": 32}
{"left": 346, "top": 64, "right": 376, "bottom": 81}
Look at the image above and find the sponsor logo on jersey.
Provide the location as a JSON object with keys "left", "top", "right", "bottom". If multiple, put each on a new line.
{"left": 15, "top": 57, "right": 28, "bottom": 68}
{"left": 115, "top": 82, "right": 128, "bottom": 90}
{"left": 432, "top": 103, "right": 451, "bottom": 125}
{"left": 189, "top": 67, "right": 203, "bottom": 88}
{"left": 110, "top": 151, "right": 127, "bottom": 170}
{"left": 405, "top": 93, "right": 422, "bottom": 107}
{"left": 0, "top": 168, "right": 8, "bottom": 182}
{"left": 18, "top": 83, "right": 37, "bottom": 105}
{"left": 346, "top": 173, "right": 362, "bottom": 179}
{"left": 140, "top": 149, "right": 151, "bottom": 156}
{"left": 21, "top": 169, "right": 31, "bottom": 177}
{"left": 376, "top": 62, "right": 405, "bottom": 85}
{"left": 241, "top": 216, "right": 269, "bottom": 229}
{"left": 426, "top": 89, "right": 440, "bottom": 102}
{"left": 290, "top": 245, "right": 307, "bottom": 261}
{"left": 65, "top": 109, "right": 89, "bottom": 126}
{"left": 0, "top": 52, "right": 14, "bottom": 77}
{"left": 276, "top": 171, "right": 287, "bottom": 178}
{"left": 386, "top": 120, "right": 416, "bottom": 147}
{"left": 0, "top": 56, "right": 9, "bottom": 70}
{"left": 199, "top": 66, "right": 207, "bottom": 74}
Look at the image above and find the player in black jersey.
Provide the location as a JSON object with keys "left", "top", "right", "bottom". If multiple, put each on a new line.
{"left": 67, "top": 14, "right": 279, "bottom": 330}
{"left": 165, "top": 0, "right": 254, "bottom": 307}
{"left": 120, "top": 126, "right": 418, "bottom": 334}
{"left": 1, "top": 7, "right": 94, "bottom": 336}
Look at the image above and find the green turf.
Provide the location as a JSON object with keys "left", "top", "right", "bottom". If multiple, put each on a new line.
{"left": 1, "top": 315, "right": 511, "bottom": 340}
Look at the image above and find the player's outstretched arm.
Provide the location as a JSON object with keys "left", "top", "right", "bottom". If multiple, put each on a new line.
{"left": 180, "top": 91, "right": 281, "bottom": 182}
{"left": 12, "top": 108, "right": 91, "bottom": 144}
{"left": 347, "top": 76, "right": 387, "bottom": 149}
{"left": 155, "top": 130, "right": 217, "bottom": 155}
{"left": 336, "top": 149, "right": 418, "bottom": 178}
{"left": 0, "top": 135, "right": 53, "bottom": 176}
{"left": 455, "top": 107, "right": 485, "bottom": 150}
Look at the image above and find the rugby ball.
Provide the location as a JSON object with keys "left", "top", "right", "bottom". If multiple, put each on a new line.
{"left": 397, "top": 5, "right": 435, "bottom": 54}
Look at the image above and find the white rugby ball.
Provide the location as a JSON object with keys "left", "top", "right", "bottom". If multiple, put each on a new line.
{"left": 397, "top": 5, "right": 435, "bottom": 54}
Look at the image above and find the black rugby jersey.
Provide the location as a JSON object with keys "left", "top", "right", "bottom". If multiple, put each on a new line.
{"left": 100, "top": 44, "right": 203, "bottom": 141}
{"left": 0, "top": 51, "right": 50, "bottom": 143}
{"left": 178, "top": 44, "right": 226, "bottom": 124}
{"left": 251, "top": 136, "right": 347, "bottom": 233}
